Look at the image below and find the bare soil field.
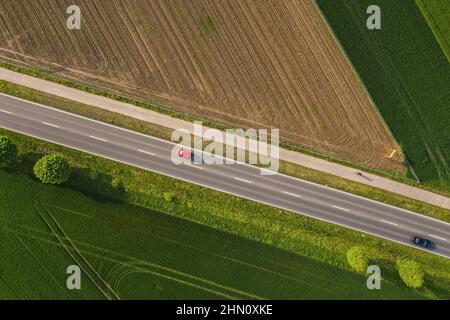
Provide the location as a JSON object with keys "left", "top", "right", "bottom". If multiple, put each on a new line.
{"left": 0, "top": 0, "right": 403, "bottom": 171}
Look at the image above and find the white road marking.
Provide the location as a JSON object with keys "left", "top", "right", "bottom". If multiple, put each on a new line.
{"left": 260, "top": 168, "right": 277, "bottom": 175}
{"left": 332, "top": 205, "right": 350, "bottom": 212}
{"left": 41, "top": 122, "right": 60, "bottom": 128}
{"left": 138, "top": 149, "right": 155, "bottom": 156}
{"left": 283, "top": 191, "right": 302, "bottom": 198}
{"left": 234, "top": 177, "right": 252, "bottom": 184}
{"left": 0, "top": 109, "right": 12, "bottom": 114}
{"left": 186, "top": 164, "right": 204, "bottom": 170}
{"left": 428, "top": 234, "right": 447, "bottom": 241}
{"left": 379, "top": 219, "right": 398, "bottom": 226}
{"left": 89, "top": 135, "right": 108, "bottom": 142}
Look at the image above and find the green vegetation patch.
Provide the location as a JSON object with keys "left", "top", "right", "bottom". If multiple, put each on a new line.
{"left": 0, "top": 135, "right": 17, "bottom": 168}
{"left": 346, "top": 246, "right": 369, "bottom": 273}
{"left": 198, "top": 16, "right": 216, "bottom": 37}
{"left": 316, "top": 0, "right": 450, "bottom": 193}
{"left": 416, "top": 0, "right": 450, "bottom": 62}
{"left": 0, "top": 170, "right": 426, "bottom": 299}
{"left": 397, "top": 259, "right": 425, "bottom": 289}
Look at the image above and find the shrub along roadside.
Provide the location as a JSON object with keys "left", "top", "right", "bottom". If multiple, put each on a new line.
{"left": 347, "top": 246, "right": 369, "bottom": 273}
{"left": 397, "top": 260, "right": 425, "bottom": 288}
{"left": 33, "top": 154, "right": 71, "bottom": 185}
{"left": 1, "top": 129, "right": 450, "bottom": 298}
{"left": 0, "top": 135, "right": 17, "bottom": 168}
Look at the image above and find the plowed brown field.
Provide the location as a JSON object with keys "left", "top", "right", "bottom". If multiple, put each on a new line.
{"left": 0, "top": 0, "right": 404, "bottom": 170}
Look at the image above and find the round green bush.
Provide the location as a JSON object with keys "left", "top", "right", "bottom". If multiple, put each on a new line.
{"left": 33, "top": 154, "right": 71, "bottom": 185}
{"left": 396, "top": 259, "right": 424, "bottom": 288}
{"left": 0, "top": 136, "right": 17, "bottom": 168}
{"left": 346, "top": 246, "right": 369, "bottom": 273}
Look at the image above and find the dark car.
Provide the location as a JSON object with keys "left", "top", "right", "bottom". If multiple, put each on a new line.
{"left": 411, "top": 236, "right": 434, "bottom": 249}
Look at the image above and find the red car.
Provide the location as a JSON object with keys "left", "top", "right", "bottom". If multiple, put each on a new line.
{"left": 176, "top": 147, "right": 191, "bottom": 159}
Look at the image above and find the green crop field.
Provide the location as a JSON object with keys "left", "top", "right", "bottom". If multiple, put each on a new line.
{"left": 316, "top": 0, "right": 450, "bottom": 193}
{"left": 0, "top": 170, "right": 424, "bottom": 299}
{"left": 416, "top": 0, "right": 450, "bottom": 62}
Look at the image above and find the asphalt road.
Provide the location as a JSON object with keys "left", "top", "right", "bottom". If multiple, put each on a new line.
{"left": 1, "top": 93, "right": 449, "bottom": 259}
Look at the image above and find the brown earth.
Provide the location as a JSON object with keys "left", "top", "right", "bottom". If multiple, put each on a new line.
{"left": 0, "top": 0, "right": 404, "bottom": 171}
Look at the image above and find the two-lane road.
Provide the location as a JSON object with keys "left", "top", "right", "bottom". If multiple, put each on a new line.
{"left": 1, "top": 93, "right": 449, "bottom": 258}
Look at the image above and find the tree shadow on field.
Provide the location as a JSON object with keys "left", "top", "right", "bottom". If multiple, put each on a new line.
{"left": 369, "top": 258, "right": 439, "bottom": 298}
{"left": 67, "top": 167, "right": 128, "bottom": 204}
{"left": 422, "top": 275, "right": 450, "bottom": 299}
{"left": 16, "top": 152, "right": 127, "bottom": 204}
{"left": 18, "top": 151, "right": 43, "bottom": 175}
{"left": 370, "top": 258, "right": 403, "bottom": 286}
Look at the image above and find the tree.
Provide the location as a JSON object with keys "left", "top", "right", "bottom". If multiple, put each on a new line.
{"left": 396, "top": 259, "right": 424, "bottom": 288}
{"left": 346, "top": 246, "right": 369, "bottom": 273}
{"left": 34, "top": 154, "right": 71, "bottom": 184}
{"left": 0, "top": 136, "right": 17, "bottom": 168}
